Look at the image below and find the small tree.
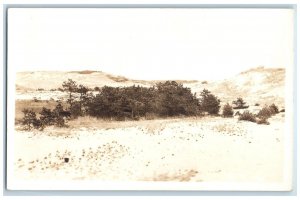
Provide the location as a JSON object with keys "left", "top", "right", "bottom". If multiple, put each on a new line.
{"left": 62, "top": 79, "right": 78, "bottom": 108}
{"left": 21, "top": 109, "right": 38, "bottom": 130}
{"left": 232, "top": 97, "right": 247, "bottom": 109}
{"left": 199, "top": 89, "right": 221, "bottom": 115}
{"left": 39, "top": 107, "right": 55, "bottom": 126}
{"left": 53, "top": 103, "right": 66, "bottom": 127}
{"left": 77, "top": 84, "right": 89, "bottom": 115}
{"left": 222, "top": 103, "right": 234, "bottom": 117}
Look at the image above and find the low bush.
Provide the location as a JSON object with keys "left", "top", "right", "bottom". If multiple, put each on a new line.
{"left": 257, "top": 103, "right": 279, "bottom": 120}
{"left": 238, "top": 111, "right": 256, "bottom": 122}
{"left": 21, "top": 109, "right": 39, "bottom": 130}
{"left": 222, "top": 103, "right": 234, "bottom": 117}
{"left": 269, "top": 103, "right": 279, "bottom": 114}
{"left": 257, "top": 106, "right": 273, "bottom": 119}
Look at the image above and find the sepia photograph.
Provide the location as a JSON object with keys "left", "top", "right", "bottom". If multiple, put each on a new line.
{"left": 6, "top": 7, "right": 295, "bottom": 191}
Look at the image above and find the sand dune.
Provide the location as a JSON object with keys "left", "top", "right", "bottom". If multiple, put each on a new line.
{"left": 16, "top": 67, "right": 285, "bottom": 107}
{"left": 10, "top": 66, "right": 288, "bottom": 190}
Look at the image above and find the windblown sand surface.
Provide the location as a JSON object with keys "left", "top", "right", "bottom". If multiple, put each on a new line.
{"left": 10, "top": 67, "right": 289, "bottom": 189}
{"left": 13, "top": 115, "right": 284, "bottom": 183}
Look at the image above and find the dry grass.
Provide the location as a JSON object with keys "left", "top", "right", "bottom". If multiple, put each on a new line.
{"left": 66, "top": 115, "right": 202, "bottom": 131}
{"left": 15, "top": 99, "right": 63, "bottom": 121}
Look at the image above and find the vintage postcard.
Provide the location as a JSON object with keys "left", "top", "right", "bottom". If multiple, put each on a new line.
{"left": 6, "top": 8, "right": 294, "bottom": 191}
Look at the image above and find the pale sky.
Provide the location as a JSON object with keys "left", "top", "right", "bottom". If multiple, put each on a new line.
{"left": 8, "top": 8, "right": 294, "bottom": 80}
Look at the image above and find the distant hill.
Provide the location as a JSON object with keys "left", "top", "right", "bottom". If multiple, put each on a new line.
{"left": 186, "top": 67, "right": 285, "bottom": 107}
{"left": 16, "top": 67, "right": 285, "bottom": 107}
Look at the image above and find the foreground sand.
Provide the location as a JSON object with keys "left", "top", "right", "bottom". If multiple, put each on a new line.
{"left": 13, "top": 114, "right": 284, "bottom": 184}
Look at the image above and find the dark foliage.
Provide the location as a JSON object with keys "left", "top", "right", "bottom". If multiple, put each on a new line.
{"left": 39, "top": 107, "right": 55, "bottom": 126}
{"left": 238, "top": 111, "right": 256, "bottom": 122}
{"left": 199, "top": 89, "right": 221, "bottom": 115}
{"left": 87, "top": 81, "right": 201, "bottom": 119}
{"left": 232, "top": 98, "right": 248, "bottom": 109}
{"left": 62, "top": 79, "right": 78, "bottom": 108}
{"left": 257, "top": 104, "right": 279, "bottom": 119}
{"left": 52, "top": 103, "right": 67, "bottom": 127}
{"left": 269, "top": 103, "right": 279, "bottom": 114}
{"left": 255, "top": 104, "right": 279, "bottom": 126}
{"left": 21, "top": 109, "right": 39, "bottom": 130}
{"left": 257, "top": 106, "right": 273, "bottom": 119}
{"left": 155, "top": 81, "right": 200, "bottom": 116}
{"left": 222, "top": 103, "right": 234, "bottom": 117}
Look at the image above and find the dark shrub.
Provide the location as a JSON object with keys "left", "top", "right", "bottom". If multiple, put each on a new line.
{"left": 156, "top": 81, "right": 200, "bottom": 116}
{"left": 199, "top": 89, "right": 220, "bottom": 115}
{"left": 257, "top": 106, "right": 273, "bottom": 119}
{"left": 280, "top": 108, "right": 285, "bottom": 112}
{"left": 70, "top": 102, "right": 82, "bottom": 118}
{"left": 222, "top": 103, "right": 234, "bottom": 117}
{"left": 254, "top": 103, "right": 260, "bottom": 106}
{"left": 21, "top": 109, "right": 38, "bottom": 130}
{"left": 232, "top": 98, "right": 248, "bottom": 109}
{"left": 94, "top": 86, "right": 101, "bottom": 91}
{"left": 87, "top": 82, "right": 200, "bottom": 119}
{"left": 53, "top": 103, "right": 67, "bottom": 127}
{"left": 39, "top": 107, "right": 55, "bottom": 126}
{"left": 238, "top": 111, "right": 256, "bottom": 122}
{"left": 62, "top": 79, "right": 78, "bottom": 108}
{"left": 269, "top": 103, "right": 279, "bottom": 114}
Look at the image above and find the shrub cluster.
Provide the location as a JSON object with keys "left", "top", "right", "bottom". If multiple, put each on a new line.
{"left": 255, "top": 104, "right": 279, "bottom": 125}
{"left": 238, "top": 103, "right": 279, "bottom": 125}
{"left": 238, "top": 111, "right": 256, "bottom": 122}
{"left": 87, "top": 81, "right": 202, "bottom": 120}
{"left": 21, "top": 79, "right": 223, "bottom": 130}
{"left": 21, "top": 103, "right": 69, "bottom": 130}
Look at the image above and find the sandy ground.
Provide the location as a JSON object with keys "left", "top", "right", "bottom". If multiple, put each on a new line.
{"left": 12, "top": 114, "right": 285, "bottom": 184}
